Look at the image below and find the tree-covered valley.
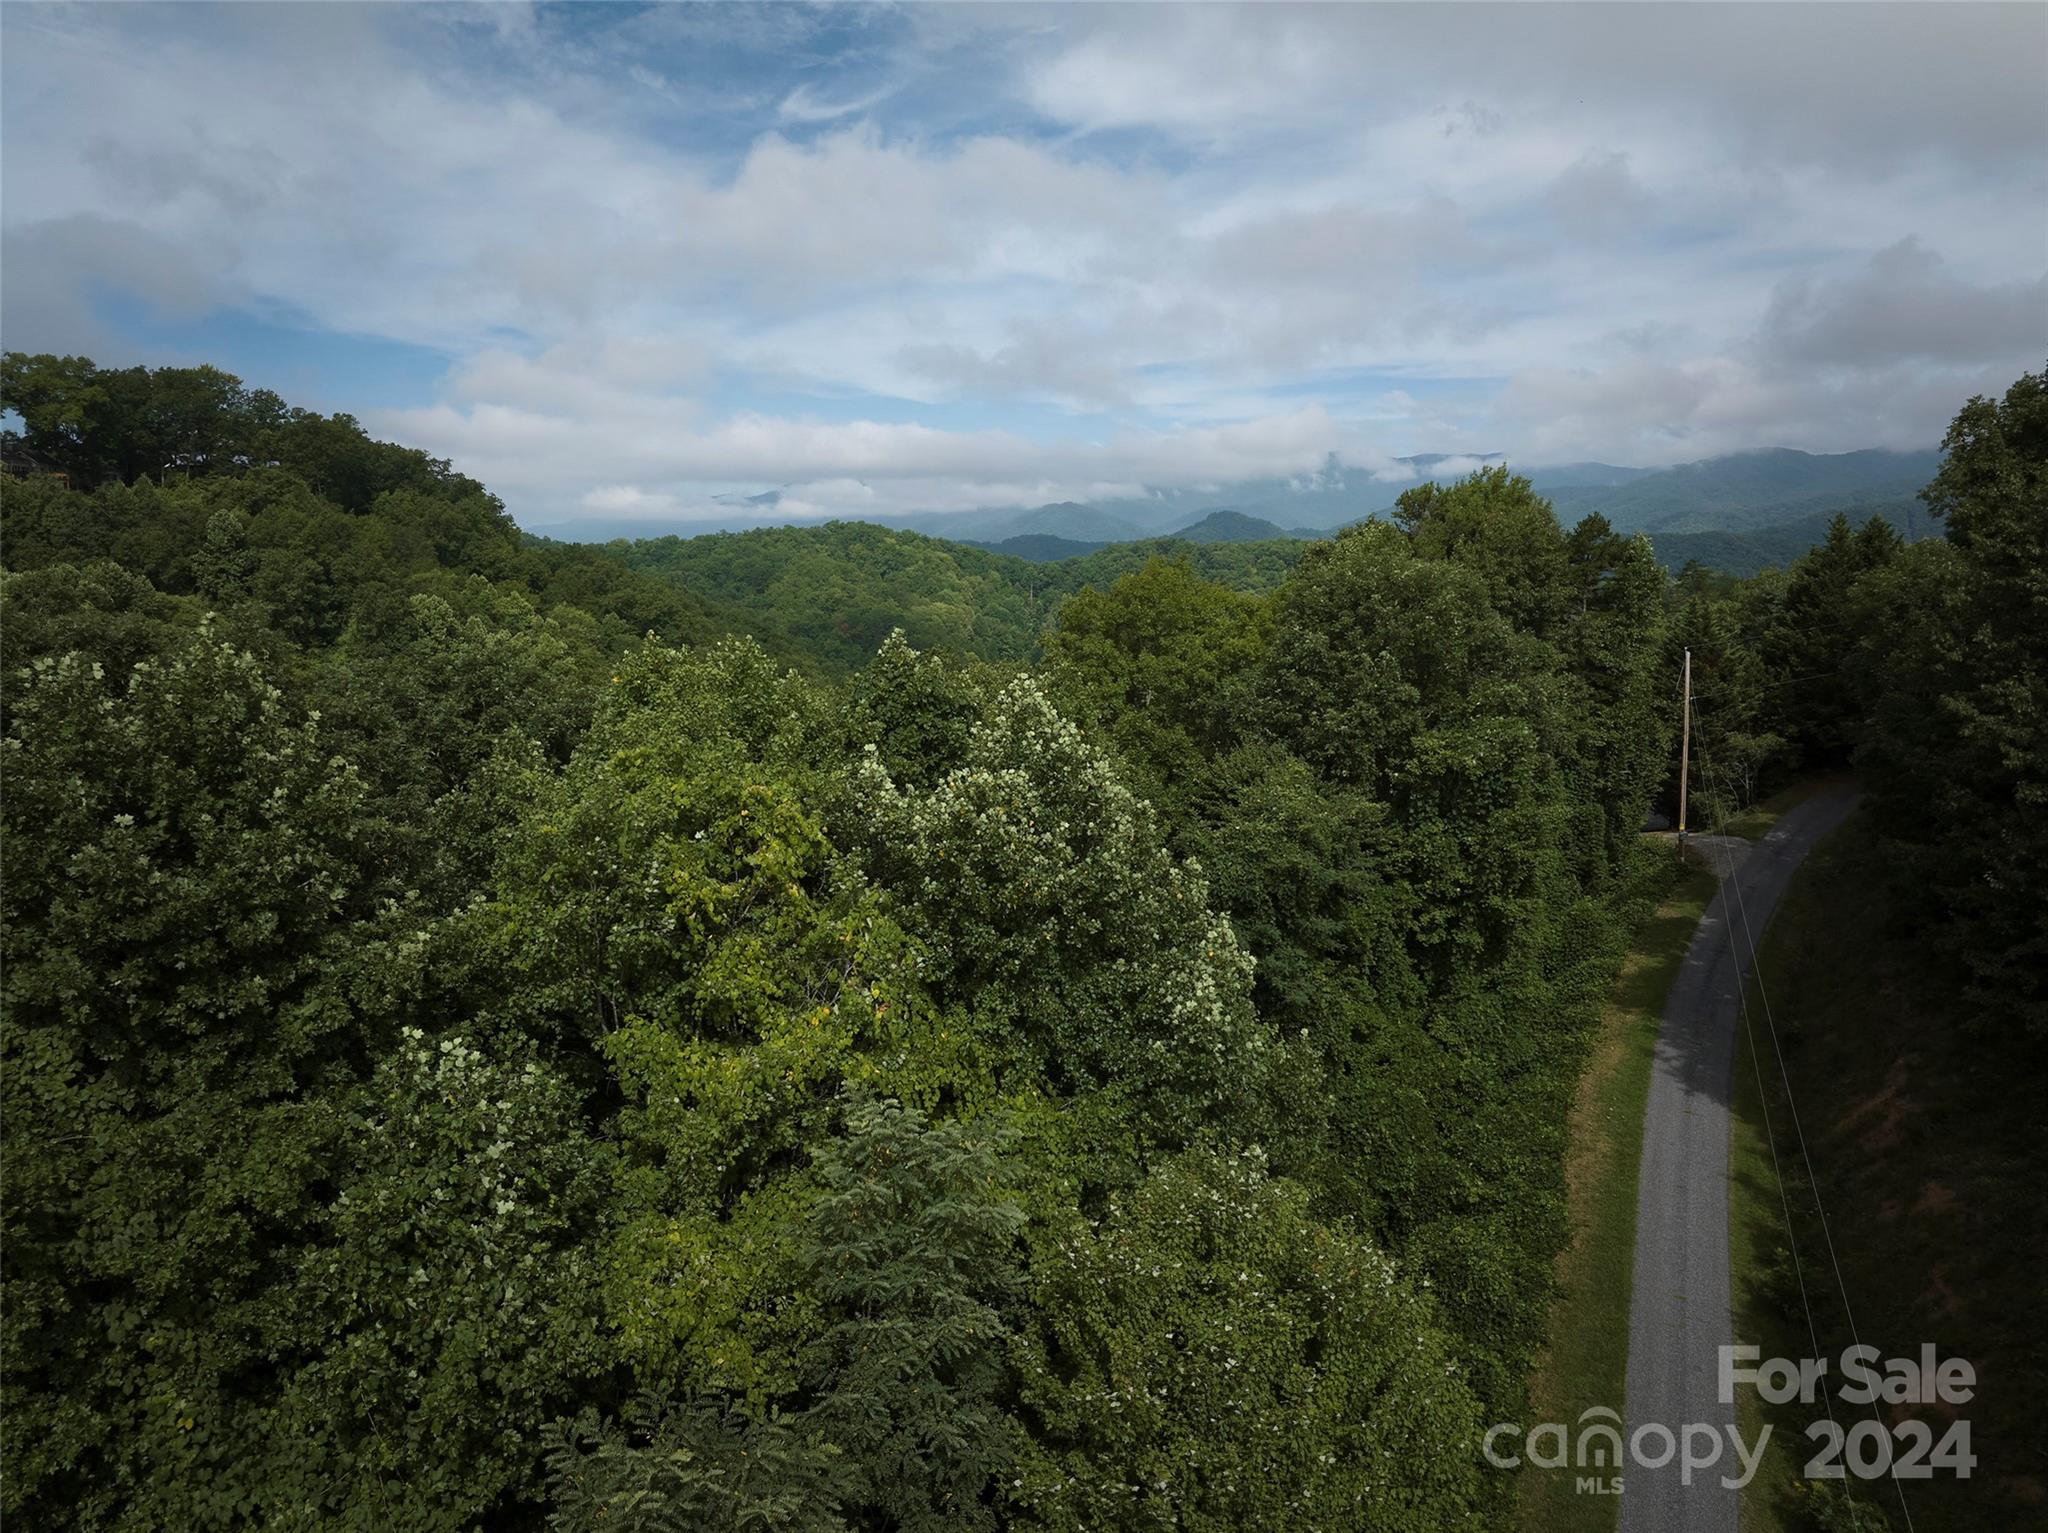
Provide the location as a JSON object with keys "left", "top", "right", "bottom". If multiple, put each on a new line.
{"left": 2, "top": 353, "right": 2043, "bottom": 1532}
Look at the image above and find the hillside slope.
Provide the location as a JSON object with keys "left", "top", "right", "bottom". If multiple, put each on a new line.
{"left": 1169, "top": 510, "right": 1305, "bottom": 542}
{"left": 1542, "top": 447, "right": 1940, "bottom": 534}
{"left": 613, "top": 521, "right": 1313, "bottom": 672}
{"left": 1643, "top": 502, "right": 1929, "bottom": 575}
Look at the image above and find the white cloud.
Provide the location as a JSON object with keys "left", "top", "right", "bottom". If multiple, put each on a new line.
{"left": 1014, "top": 4, "right": 2048, "bottom": 174}
{"left": 384, "top": 397, "right": 1360, "bottom": 486}
{"left": 372, "top": 395, "right": 1396, "bottom": 524}
{"left": 2, "top": 2, "right": 2043, "bottom": 526}
{"left": 778, "top": 81, "right": 901, "bottom": 125}
{"left": 582, "top": 484, "right": 678, "bottom": 516}
{"left": 1489, "top": 352, "right": 2031, "bottom": 466}
{"left": 1022, "top": 6, "right": 1348, "bottom": 138}
{"left": 0, "top": 214, "right": 228, "bottom": 355}
{"left": 1759, "top": 239, "right": 2048, "bottom": 368}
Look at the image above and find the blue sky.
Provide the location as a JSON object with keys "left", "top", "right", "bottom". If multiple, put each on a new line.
{"left": 4, "top": 2, "right": 2043, "bottom": 528}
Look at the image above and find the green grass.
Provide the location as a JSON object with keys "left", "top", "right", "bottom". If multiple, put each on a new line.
{"left": 1728, "top": 812, "right": 2047, "bottom": 1532}
{"left": 1720, "top": 775, "right": 1851, "bottom": 843}
{"left": 1517, "top": 848, "right": 1718, "bottom": 1533}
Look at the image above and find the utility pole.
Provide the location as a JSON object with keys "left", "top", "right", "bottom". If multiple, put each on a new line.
{"left": 1677, "top": 647, "right": 1692, "bottom": 838}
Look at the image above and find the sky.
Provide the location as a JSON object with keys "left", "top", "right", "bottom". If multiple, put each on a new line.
{"left": 3, "top": 2, "right": 2044, "bottom": 530}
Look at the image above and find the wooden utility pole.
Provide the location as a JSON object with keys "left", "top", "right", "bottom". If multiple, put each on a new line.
{"left": 1677, "top": 647, "right": 1692, "bottom": 838}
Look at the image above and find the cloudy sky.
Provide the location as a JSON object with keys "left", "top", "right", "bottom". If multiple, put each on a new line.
{"left": 4, "top": 2, "right": 2043, "bottom": 528}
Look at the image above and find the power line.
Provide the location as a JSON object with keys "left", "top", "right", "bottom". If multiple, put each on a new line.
{"left": 1693, "top": 742, "right": 1914, "bottom": 1530}
{"left": 1721, "top": 823, "right": 1917, "bottom": 1532}
{"left": 1689, "top": 736, "right": 1849, "bottom": 1512}
{"left": 1683, "top": 664, "right": 1854, "bottom": 704}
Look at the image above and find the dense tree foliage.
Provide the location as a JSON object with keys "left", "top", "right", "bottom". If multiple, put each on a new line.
{"left": 1859, "top": 368, "right": 2047, "bottom": 1039}
{"left": 614, "top": 523, "right": 1307, "bottom": 677}
{"left": 4, "top": 352, "right": 481, "bottom": 510}
{"left": 1012, "top": 1148, "right": 1485, "bottom": 1533}
{"left": 1043, "top": 477, "right": 1674, "bottom": 1426}
{"left": 615, "top": 523, "right": 1047, "bottom": 673}
{"left": 6, "top": 352, "right": 2036, "bottom": 1529}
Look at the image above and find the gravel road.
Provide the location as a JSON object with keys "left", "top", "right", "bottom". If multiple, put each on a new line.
{"left": 1617, "top": 784, "right": 1860, "bottom": 1533}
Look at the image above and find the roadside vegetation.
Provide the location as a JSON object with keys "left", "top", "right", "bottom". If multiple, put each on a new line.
{"left": 1720, "top": 777, "right": 1850, "bottom": 843}
{"left": 1718, "top": 369, "right": 2047, "bottom": 1533}
{"left": 1731, "top": 814, "right": 2048, "bottom": 1533}
{"left": 1519, "top": 851, "right": 1719, "bottom": 1533}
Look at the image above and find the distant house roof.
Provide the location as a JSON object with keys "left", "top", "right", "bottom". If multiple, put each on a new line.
{"left": 1, "top": 444, "right": 72, "bottom": 485}
{"left": 3, "top": 443, "right": 58, "bottom": 471}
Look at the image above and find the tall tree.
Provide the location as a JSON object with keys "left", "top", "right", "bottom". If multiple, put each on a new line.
{"left": 1, "top": 632, "right": 379, "bottom": 1527}
{"left": 1861, "top": 367, "right": 2048, "bottom": 1038}
{"left": 800, "top": 1095, "right": 1024, "bottom": 1533}
{"left": 1762, "top": 511, "right": 1901, "bottom": 766}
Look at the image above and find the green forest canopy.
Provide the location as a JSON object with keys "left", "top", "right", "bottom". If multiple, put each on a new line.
{"left": 3, "top": 351, "right": 2041, "bottom": 1530}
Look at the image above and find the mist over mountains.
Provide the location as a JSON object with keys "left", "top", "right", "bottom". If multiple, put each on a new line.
{"left": 531, "top": 446, "right": 1944, "bottom": 567}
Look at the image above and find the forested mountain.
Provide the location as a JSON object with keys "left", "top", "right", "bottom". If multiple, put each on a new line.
{"left": 985, "top": 500, "right": 1151, "bottom": 543}
{"left": 1640, "top": 501, "right": 1931, "bottom": 578}
{"left": 3, "top": 351, "right": 2040, "bottom": 1532}
{"left": 1165, "top": 509, "right": 1307, "bottom": 542}
{"left": 1538, "top": 446, "right": 1943, "bottom": 535}
{"left": 963, "top": 532, "right": 1107, "bottom": 562}
{"left": 607, "top": 523, "right": 1310, "bottom": 675}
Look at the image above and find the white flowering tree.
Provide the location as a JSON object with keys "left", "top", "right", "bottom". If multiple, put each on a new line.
{"left": 849, "top": 673, "right": 1283, "bottom": 1151}
{"left": 1011, "top": 1147, "right": 1484, "bottom": 1533}
{"left": 272, "top": 1028, "right": 615, "bottom": 1524}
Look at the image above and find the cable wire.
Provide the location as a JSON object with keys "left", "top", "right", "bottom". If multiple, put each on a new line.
{"left": 1691, "top": 730, "right": 1914, "bottom": 1529}
{"left": 1719, "top": 798, "right": 1917, "bottom": 1531}
{"left": 1689, "top": 731, "right": 1850, "bottom": 1508}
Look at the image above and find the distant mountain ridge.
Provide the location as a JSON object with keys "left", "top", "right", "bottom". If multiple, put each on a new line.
{"left": 992, "top": 501, "right": 1150, "bottom": 544}
{"left": 962, "top": 532, "right": 1108, "bottom": 563}
{"left": 1169, "top": 510, "right": 1313, "bottom": 543}
{"left": 1537, "top": 447, "right": 1942, "bottom": 535}
{"left": 1641, "top": 502, "right": 1934, "bottom": 578}
{"left": 528, "top": 446, "right": 1940, "bottom": 550}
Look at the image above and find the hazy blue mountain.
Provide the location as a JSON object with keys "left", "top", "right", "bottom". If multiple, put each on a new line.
{"left": 1540, "top": 448, "right": 1941, "bottom": 534}
{"left": 886, "top": 499, "right": 1152, "bottom": 543}
{"left": 1216, "top": 453, "right": 1507, "bottom": 532}
{"left": 526, "top": 446, "right": 1938, "bottom": 550}
{"left": 999, "top": 448, "right": 1935, "bottom": 545}
{"left": 1169, "top": 510, "right": 1308, "bottom": 543}
{"left": 1521, "top": 461, "right": 1657, "bottom": 491}
{"left": 711, "top": 487, "right": 789, "bottom": 511}
{"left": 526, "top": 515, "right": 760, "bottom": 542}
{"left": 1006, "top": 502, "right": 1150, "bottom": 542}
